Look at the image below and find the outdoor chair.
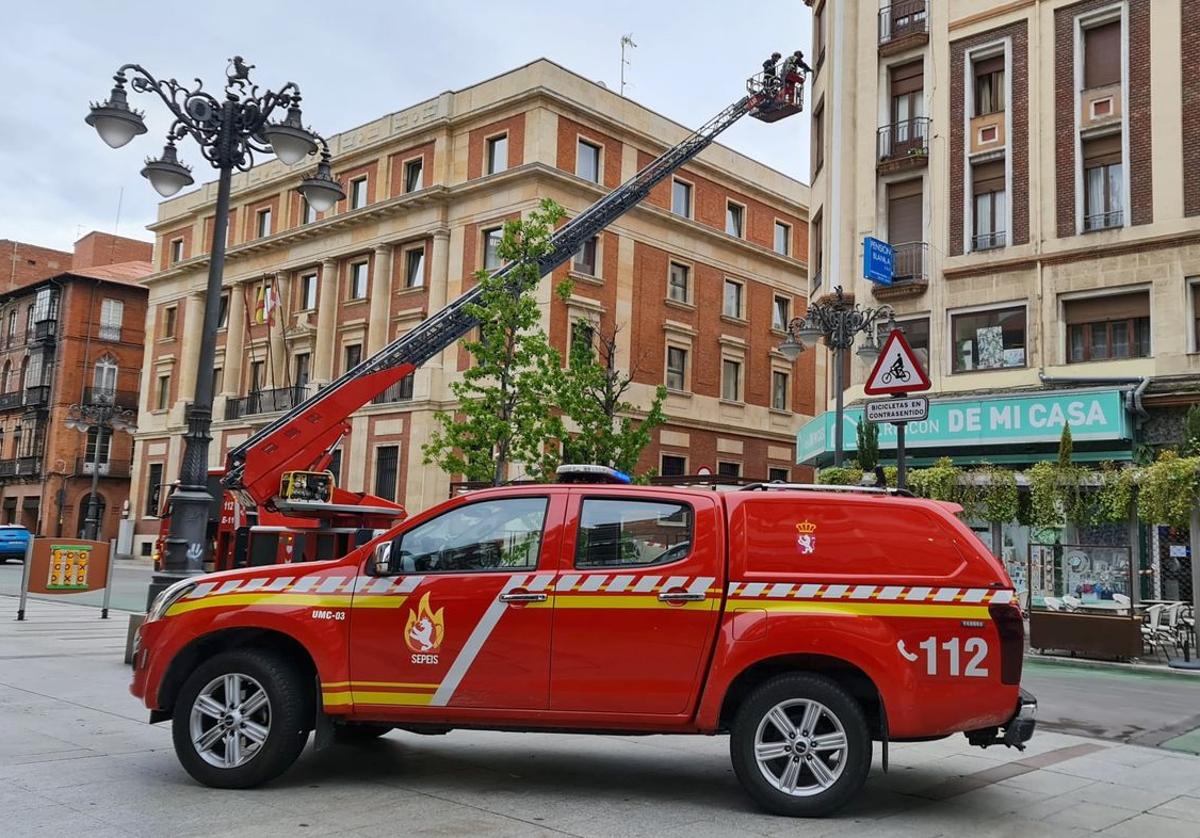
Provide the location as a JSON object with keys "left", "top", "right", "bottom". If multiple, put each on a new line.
{"left": 1044, "top": 596, "right": 1064, "bottom": 612}
{"left": 1061, "top": 595, "right": 1082, "bottom": 611}
{"left": 1112, "top": 594, "right": 1131, "bottom": 608}
{"left": 1141, "top": 604, "right": 1171, "bottom": 661}
{"left": 1163, "top": 602, "right": 1187, "bottom": 653}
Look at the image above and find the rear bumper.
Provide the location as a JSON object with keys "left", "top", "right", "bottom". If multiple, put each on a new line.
{"left": 966, "top": 688, "right": 1037, "bottom": 750}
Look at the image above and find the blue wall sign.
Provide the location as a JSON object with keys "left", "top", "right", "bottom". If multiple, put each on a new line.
{"left": 863, "top": 237, "right": 894, "bottom": 286}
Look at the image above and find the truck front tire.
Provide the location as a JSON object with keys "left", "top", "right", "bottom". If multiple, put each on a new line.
{"left": 172, "top": 649, "right": 311, "bottom": 789}
{"left": 730, "top": 673, "right": 871, "bottom": 817}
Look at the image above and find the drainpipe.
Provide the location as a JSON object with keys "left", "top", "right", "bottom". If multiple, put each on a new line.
{"left": 1036, "top": 371, "right": 1149, "bottom": 423}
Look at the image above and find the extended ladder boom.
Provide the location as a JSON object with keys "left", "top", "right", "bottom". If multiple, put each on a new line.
{"left": 225, "top": 67, "right": 800, "bottom": 510}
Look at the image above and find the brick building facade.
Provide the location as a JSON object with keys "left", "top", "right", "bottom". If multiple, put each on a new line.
{"left": 131, "top": 60, "right": 812, "bottom": 558}
{"left": 0, "top": 232, "right": 150, "bottom": 540}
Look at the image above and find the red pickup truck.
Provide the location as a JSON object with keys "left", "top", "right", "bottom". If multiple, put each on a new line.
{"left": 131, "top": 476, "right": 1036, "bottom": 817}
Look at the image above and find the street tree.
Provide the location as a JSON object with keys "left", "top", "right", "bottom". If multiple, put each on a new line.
{"left": 557, "top": 316, "right": 667, "bottom": 476}
{"left": 856, "top": 420, "right": 880, "bottom": 471}
{"left": 423, "top": 199, "right": 566, "bottom": 485}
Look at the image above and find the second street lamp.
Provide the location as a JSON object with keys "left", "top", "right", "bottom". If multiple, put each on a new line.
{"left": 86, "top": 57, "right": 344, "bottom": 607}
{"left": 778, "top": 286, "right": 896, "bottom": 468}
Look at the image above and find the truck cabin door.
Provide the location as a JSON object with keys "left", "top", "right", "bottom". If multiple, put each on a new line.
{"left": 348, "top": 491, "right": 564, "bottom": 713}
{"left": 549, "top": 490, "right": 724, "bottom": 715}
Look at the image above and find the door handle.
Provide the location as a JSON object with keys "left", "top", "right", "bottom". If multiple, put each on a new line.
{"left": 658, "top": 591, "right": 706, "bottom": 602}
{"left": 499, "top": 592, "right": 547, "bottom": 603}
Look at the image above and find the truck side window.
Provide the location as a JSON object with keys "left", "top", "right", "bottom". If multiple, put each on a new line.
{"left": 395, "top": 497, "right": 548, "bottom": 573}
{"left": 575, "top": 499, "right": 693, "bottom": 568}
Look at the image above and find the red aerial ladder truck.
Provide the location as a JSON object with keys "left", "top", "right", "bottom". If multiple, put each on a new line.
{"left": 154, "top": 58, "right": 807, "bottom": 572}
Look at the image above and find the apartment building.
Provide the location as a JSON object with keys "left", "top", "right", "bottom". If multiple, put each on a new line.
{"left": 131, "top": 59, "right": 811, "bottom": 556}
{"left": 0, "top": 232, "right": 150, "bottom": 539}
{"left": 800, "top": 0, "right": 1200, "bottom": 469}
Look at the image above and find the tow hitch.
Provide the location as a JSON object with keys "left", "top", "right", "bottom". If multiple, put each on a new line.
{"left": 966, "top": 689, "right": 1037, "bottom": 751}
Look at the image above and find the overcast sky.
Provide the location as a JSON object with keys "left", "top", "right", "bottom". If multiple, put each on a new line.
{"left": 0, "top": 1, "right": 812, "bottom": 253}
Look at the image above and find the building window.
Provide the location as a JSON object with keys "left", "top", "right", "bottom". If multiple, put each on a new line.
{"left": 249, "top": 360, "right": 264, "bottom": 393}
{"left": 33, "top": 288, "right": 56, "bottom": 322}
{"left": 569, "top": 321, "right": 595, "bottom": 360}
{"left": 93, "top": 356, "right": 118, "bottom": 398}
{"left": 483, "top": 227, "right": 503, "bottom": 270}
{"left": 577, "top": 139, "right": 601, "bottom": 183}
{"left": 6, "top": 310, "right": 14, "bottom": 346}
{"left": 573, "top": 236, "right": 597, "bottom": 276}
{"left": 1064, "top": 292, "right": 1151, "bottom": 363}
{"left": 726, "top": 202, "right": 745, "bottom": 238}
{"left": 772, "top": 370, "right": 789, "bottom": 411}
{"left": 344, "top": 343, "right": 362, "bottom": 374}
{"left": 813, "top": 2, "right": 825, "bottom": 65}
{"left": 256, "top": 207, "right": 272, "bottom": 238}
{"left": 349, "top": 261, "right": 369, "bottom": 299}
{"left": 896, "top": 317, "right": 931, "bottom": 358}
{"left": 1083, "top": 135, "right": 1123, "bottom": 231}
{"left": 217, "top": 292, "right": 229, "bottom": 328}
{"left": 213, "top": 366, "right": 223, "bottom": 394}
{"left": 671, "top": 179, "right": 692, "bottom": 217}
{"left": 99, "top": 299, "right": 123, "bottom": 341}
{"left": 169, "top": 238, "right": 183, "bottom": 264}
{"left": 772, "top": 296, "right": 790, "bottom": 331}
{"left": 666, "top": 346, "right": 687, "bottom": 391}
{"left": 768, "top": 467, "right": 790, "bottom": 482}
{"left": 350, "top": 177, "right": 368, "bottom": 210}
{"left": 661, "top": 454, "right": 687, "bottom": 476}
{"left": 722, "top": 359, "right": 742, "bottom": 402}
{"left": 1193, "top": 282, "right": 1200, "bottom": 352}
{"left": 155, "top": 374, "right": 170, "bottom": 410}
{"left": 300, "top": 274, "right": 318, "bottom": 310}
{"left": 85, "top": 426, "right": 112, "bottom": 465}
{"left": 403, "top": 158, "right": 423, "bottom": 193}
{"left": 374, "top": 445, "right": 400, "bottom": 502}
{"left": 486, "top": 135, "right": 508, "bottom": 175}
{"left": 404, "top": 248, "right": 425, "bottom": 288}
{"left": 812, "top": 100, "right": 825, "bottom": 174}
{"left": 812, "top": 212, "right": 824, "bottom": 286}
{"left": 668, "top": 262, "right": 690, "bottom": 303}
{"left": 146, "top": 463, "right": 164, "bottom": 517}
{"left": 717, "top": 461, "right": 741, "bottom": 478}
{"left": 294, "top": 352, "right": 311, "bottom": 387}
{"left": 25, "top": 304, "right": 33, "bottom": 336}
{"left": 302, "top": 197, "right": 317, "bottom": 224}
{"left": 397, "top": 373, "right": 414, "bottom": 400}
{"left": 723, "top": 279, "right": 744, "bottom": 319}
{"left": 973, "top": 55, "right": 1005, "bottom": 116}
{"left": 162, "top": 306, "right": 177, "bottom": 338}
{"left": 951, "top": 305, "right": 1026, "bottom": 372}
{"left": 972, "top": 160, "right": 1007, "bottom": 250}
{"left": 774, "top": 221, "right": 791, "bottom": 255}
{"left": 1083, "top": 19, "right": 1121, "bottom": 89}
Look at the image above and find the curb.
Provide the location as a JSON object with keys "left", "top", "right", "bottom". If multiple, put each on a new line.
{"left": 1026, "top": 653, "right": 1200, "bottom": 679}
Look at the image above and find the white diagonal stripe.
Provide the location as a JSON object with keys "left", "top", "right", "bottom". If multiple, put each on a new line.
{"left": 395, "top": 576, "right": 424, "bottom": 593}
{"left": 528, "top": 573, "right": 554, "bottom": 592}
{"left": 906, "top": 587, "right": 932, "bottom": 601}
{"left": 431, "top": 575, "right": 524, "bottom": 707}
{"left": 663, "top": 575, "right": 689, "bottom": 592}
{"left": 580, "top": 575, "right": 607, "bottom": 592}
{"left": 349, "top": 576, "right": 372, "bottom": 593}
{"left": 317, "top": 576, "right": 346, "bottom": 594}
{"left": 768, "top": 583, "right": 793, "bottom": 598}
{"left": 215, "top": 580, "right": 242, "bottom": 595}
{"left": 933, "top": 588, "right": 959, "bottom": 602}
{"left": 291, "top": 575, "right": 321, "bottom": 593}
{"left": 878, "top": 586, "right": 904, "bottom": 600}
{"left": 961, "top": 588, "right": 988, "bottom": 603}
{"left": 796, "top": 584, "right": 822, "bottom": 599}
{"left": 823, "top": 585, "right": 848, "bottom": 599}
{"left": 266, "top": 577, "right": 293, "bottom": 592}
{"left": 689, "top": 576, "right": 715, "bottom": 595}
{"left": 742, "top": 582, "right": 767, "bottom": 598}
{"left": 187, "top": 582, "right": 216, "bottom": 599}
{"left": 364, "top": 577, "right": 393, "bottom": 594}
{"left": 556, "top": 574, "right": 581, "bottom": 591}
{"left": 992, "top": 590, "right": 1014, "bottom": 604}
{"left": 633, "top": 576, "right": 662, "bottom": 593}
{"left": 727, "top": 582, "right": 742, "bottom": 597}
{"left": 850, "top": 585, "right": 876, "bottom": 599}
{"left": 607, "top": 575, "right": 634, "bottom": 592}
{"left": 241, "top": 578, "right": 267, "bottom": 593}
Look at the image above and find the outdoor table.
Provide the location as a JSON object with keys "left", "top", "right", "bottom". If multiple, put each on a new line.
{"left": 1074, "top": 602, "right": 1130, "bottom": 615}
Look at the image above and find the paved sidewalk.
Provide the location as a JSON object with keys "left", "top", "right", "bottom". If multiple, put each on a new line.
{"left": 3, "top": 597, "right": 1199, "bottom": 838}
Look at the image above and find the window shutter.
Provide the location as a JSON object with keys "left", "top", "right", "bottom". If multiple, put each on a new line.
{"left": 1082, "top": 134, "right": 1122, "bottom": 168}
{"left": 974, "top": 55, "right": 1005, "bottom": 77}
{"left": 1084, "top": 21, "right": 1121, "bottom": 89}
{"left": 972, "top": 160, "right": 1006, "bottom": 195}
{"left": 1064, "top": 291, "right": 1149, "bottom": 325}
{"left": 890, "top": 60, "right": 924, "bottom": 95}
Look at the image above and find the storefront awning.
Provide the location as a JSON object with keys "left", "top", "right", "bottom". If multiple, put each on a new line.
{"left": 796, "top": 387, "right": 1133, "bottom": 467}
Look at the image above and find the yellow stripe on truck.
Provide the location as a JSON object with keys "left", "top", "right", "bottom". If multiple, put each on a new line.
{"left": 165, "top": 593, "right": 409, "bottom": 616}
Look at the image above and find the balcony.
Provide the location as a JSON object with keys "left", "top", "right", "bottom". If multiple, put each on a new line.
{"left": 29, "top": 319, "right": 57, "bottom": 343}
{"left": 1084, "top": 210, "right": 1123, "bottom": 232}
{"left": 371, "top": 377, "right": 414, "bottom": 405}
{"left": 879, "top": 1, "right": 929, "bottom": 56}
{"left": 75, "top": 457, "right": 131, "bottom": 478}
{"left": 23, "top": 385, "right": 50, "bottom": 409}
{"left": 972, "top": 231, "right": 1007, "bottom": 251}
{"left": 0, "top": 457, "right": 43, "bottom": 479}
{"left": 871, "top": 242, "right": 929, "bottom": 301}
{"left": 224, "top": 385, "right": 310, "bottom": 421}
{"left": 877, "top": 118, "right": 930, "bottom": 173}
{"left": 84, "top": 387, "right": 139, "bottom": 410}
{"left": 0, "top": 392, "right": 22, "bottom": 411}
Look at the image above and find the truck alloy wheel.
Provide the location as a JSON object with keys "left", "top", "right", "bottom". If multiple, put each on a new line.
{"left": 172, "top": 649, "right": 311, "bottom": 788}
{"left": 730, "top": 674, "right": 871, "bottom": 816}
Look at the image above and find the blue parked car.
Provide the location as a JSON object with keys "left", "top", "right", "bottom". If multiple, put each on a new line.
{"left": 0, "top": 524, "right": 30, "bottom": 562}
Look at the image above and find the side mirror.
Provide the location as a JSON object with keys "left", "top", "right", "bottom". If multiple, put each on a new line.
{"left": 372, "top": 538, "right": 396, "bottom": 575}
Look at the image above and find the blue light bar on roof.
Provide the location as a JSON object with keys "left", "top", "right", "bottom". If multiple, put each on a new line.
{"left": 555, "top": 464, "right": 633, "bottom": 484}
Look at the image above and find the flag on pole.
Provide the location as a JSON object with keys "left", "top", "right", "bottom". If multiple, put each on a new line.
{"left": 264, "top": 283, "right": 278, "bottom": 327}
{"left": 253, "top": 284, "right": 266, "bottom": 324}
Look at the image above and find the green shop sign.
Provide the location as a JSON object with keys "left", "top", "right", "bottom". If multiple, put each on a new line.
{"left": 796, "top": 388, "right": 1131, "bottom": 465}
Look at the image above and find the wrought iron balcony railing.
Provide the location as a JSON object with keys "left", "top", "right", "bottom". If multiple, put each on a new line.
{"left": 224, "top": 385, "right": 310, "bottom": 420}
{"left": 877, "top": 117, "right": 931, "bottom": 162}
{"left": 879, "top": 1, "right": 929, "bottom": 46}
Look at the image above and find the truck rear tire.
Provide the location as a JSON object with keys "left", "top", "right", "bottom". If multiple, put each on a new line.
{"left": 172, "top": 649, "right": 311, "bottom": 789}
{"left": 730, "top": 673, "right": 871, "bottom": 817}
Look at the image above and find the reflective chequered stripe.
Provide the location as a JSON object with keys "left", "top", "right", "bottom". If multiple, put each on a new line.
{"left": 726, "top": 581, "right": 1011, "bottom": 605}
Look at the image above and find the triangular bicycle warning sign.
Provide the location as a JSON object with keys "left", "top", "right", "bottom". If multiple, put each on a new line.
{"left": 864, "top": 329, "right": 931, "bottom": 395}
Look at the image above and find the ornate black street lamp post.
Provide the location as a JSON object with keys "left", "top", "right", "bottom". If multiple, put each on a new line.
{"left": 64, "top": 395, "right": 137, "bottom": 540}
{"left": 86, "top": 59, "right": 344, "bottom": 605}
{"left": 778, "top": 286, "right": 896, "bottom": 468}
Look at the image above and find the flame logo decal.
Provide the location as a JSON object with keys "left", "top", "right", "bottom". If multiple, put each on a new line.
{"left": 404, "top": 592, "right": 445, "bottom": 653}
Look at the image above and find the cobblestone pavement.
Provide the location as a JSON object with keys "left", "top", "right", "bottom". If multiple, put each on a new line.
{"left": 3, "top": 598, "right": 1199, "bottom": 838}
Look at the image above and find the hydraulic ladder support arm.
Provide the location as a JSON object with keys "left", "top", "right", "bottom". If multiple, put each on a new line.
{"left": 223, "top": 64, "right": 802, "bottom": 512}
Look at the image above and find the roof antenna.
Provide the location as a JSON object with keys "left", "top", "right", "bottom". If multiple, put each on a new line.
{"left": 620, "top": 33, "right": 637, "bottom": 96}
